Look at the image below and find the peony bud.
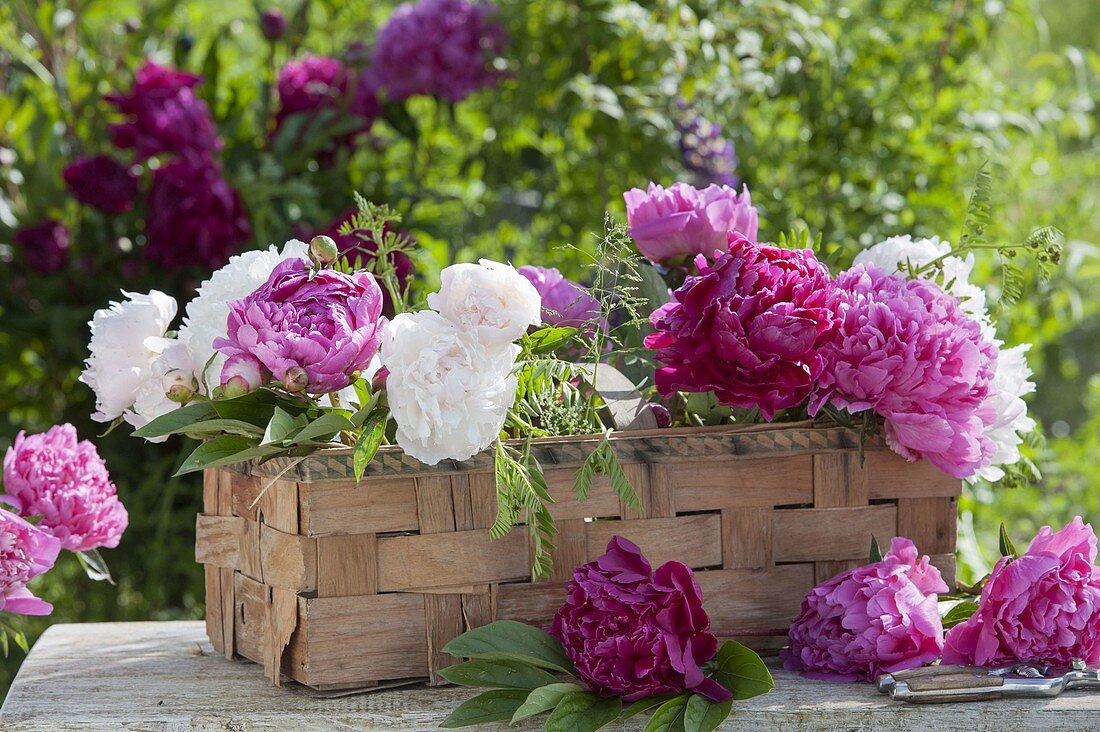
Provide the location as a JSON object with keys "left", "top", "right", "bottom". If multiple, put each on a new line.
{"left": 222, "top": 375, "right": 252, "bottom": 399}
{"left": 220, "top": 353, "right": 266, "bottom": 394}
{"left": 283, "top": 366, "right": 309, "bottom": 393}
{"left": 260, "top": 8, "right": 288, "bottom": 41}
{"left": 309, "top": 235, "right": 339, "bottom": 266}
{"left": 167, "top": 383, "right": 196, "bottom": 404}
{"left": 371, "top": 365, "right": 390, "bottom": 393}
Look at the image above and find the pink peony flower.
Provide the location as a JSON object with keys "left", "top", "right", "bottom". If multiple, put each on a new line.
{"left": 550, "top": 536, "right": 730, "bottom": 703}
{"left": 623, "top": 182, "right": 758, "bottom": 264}
{"left": 0, "top": 509, "right": 60, "bottom": 616}
{"left": 14, "top": 219, "right": 70, "bottom": 274}
{"left": 369, "top": 0, "right": 508, "bottom": 103}
{"left": 2, "top": 424, "right": 128, "bottom": 552}
{"left": 107, "top": 61, "right": 222, "bottom": 161}
{"left": 215, "top": 258, "right": 387, "bottom": 394}
{"left": 273, "top": 57, "right": 379, "bottom": 152}
{"left": 943, "top": 517, "right": 1100, "bottom": 667}
{"left": 811, "top": 265, "right": 998, "bottom": 479}
{"left": 145, "top": 157, "right": 252, "bottom": 270}
{"left": 62, "top": 155, "right": 139, "bottom": 214}
{"left": 645, "top": 234, "right": 839, "bottom": 420}
{"left": 517, "top": 265, "right": 604, "bottom": 337}
{"left": 782, "top": 537, "right": 948, "bottom": 682}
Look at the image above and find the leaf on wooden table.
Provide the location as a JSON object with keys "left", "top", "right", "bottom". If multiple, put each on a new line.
{"left": 712, "top": 641, "right": 775, "bottom": 701}
{"left": 440, "top": 689, "right": 529, "bottom": 728}
{"left": 442, "top": 620, "right": 576, "bottom": 676}
{"left": 438, "top": 659, "right": 559, "bottom": 690}
{"left": 544, "top": 691, "right": 621, "bottom": 732}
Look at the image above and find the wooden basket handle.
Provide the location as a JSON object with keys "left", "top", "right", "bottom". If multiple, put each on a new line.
{"left": 573, "top": 363, "right": 658, "bottom": 432}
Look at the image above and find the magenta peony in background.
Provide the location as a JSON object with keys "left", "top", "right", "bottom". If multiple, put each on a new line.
{"left": 14, "top": 219, "right": 70, "bottom": 274}
{"left": 314, "top": 211, "right": 414, "bottom": 314}
{"left": 810, "top": 265, "right": 999, "bottom": 479}
{"left": 943, "top": 517, "right": 1100, "bottom": 667}
{"left": 145, "top": 157, "right": 252, "bottom": 269}
{"left": 260, "top": 8, "right": 289, "bottom": 40}
{"left": 0, "top": 509, "right": 61, "bottom": 617}
{"left": 215, "top": 258, "right": 387, "bottom": 393}
{"left": 623, "top": 181, "right": 758, "bottom": 264}
{"left": 550, "top": 536, "right": 730, "bottom": 702}
{"left": 646, "top": 234, "right": 839, "bottom": 420}
{"left": 1, "top": 424, "right": 128, "bottom": 553}
{"left": 517, "top": 265, "right": 604, "bottom": 336}
{"left": 106, "top": 61, "right": 222, "bottom": 161}
{"left": 62, "top": 155, "right": 139, "bottom": 214}
{"left": 782, "top": 537, "right": 948, "bottom": 682}
{"left": 369, "top": 0, "right": 508, "bottom": 103}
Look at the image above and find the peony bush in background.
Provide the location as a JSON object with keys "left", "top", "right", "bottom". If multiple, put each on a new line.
{"left": 2, "top": 0, "right": 1100, "bottom": 693}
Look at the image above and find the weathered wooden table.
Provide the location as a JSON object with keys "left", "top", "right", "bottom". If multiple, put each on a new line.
{"left": 1, "top": 621, "right": 1096, "bottom": 730}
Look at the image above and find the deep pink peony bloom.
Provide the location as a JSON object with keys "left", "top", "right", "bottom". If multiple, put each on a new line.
{"left": 315, "top": 211, "right": 414, "bottom": 314}
{"left": 274, "top": 57, "right": 379, "bottom": 153}
{"left": 0, "top": 509, "right": 60, "bottom": 616}
{"left": 14, "top": 219, "right": 70, "bottom": 274}
{"left": 645, "top": 234, "right": 839, "bottom": 420}
{"left": 943, "top": 517, "right": 1100, "bottom": 667}
{"left": 215, "top": 258, "right": 387, "bottom": 393}
{"left": 62, "top": 155, "right": 139, "bottom": 214}
{"left": 369, "top": 0, "right": 508, "bottom": 103}
{"left": 2, "top": 424, "right": 128, "bottom": 553}
{"left": 782, "top": 537, "right": 948, "bottom": 682}
{"left": 517, "top": 265, "right": 604, "bottom": 336}
{"left": 107, "top": 61, "right": 221, "bottom": 160}
{"left": 811, "top": 265, "right": 998, "bottom": 479}
{"left": 550, "top": 536, "right": 730, "bottom": 702}
{"left": 623, "top": 182, "right": 758, "bottom": 264}
{"left": 145, "top": 157, "right": 252, "bottom": 269}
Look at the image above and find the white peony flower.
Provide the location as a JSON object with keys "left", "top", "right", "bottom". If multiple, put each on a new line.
{"left": 81, "top": 290, "right": 177, "bottom": 423}
{"left": 178, "top": 239, "right": 310, "bottom": 389}
{"left": 427, "top": 258, "right": 542, "bottom": 346}
{"left": 971, "top": 344, "right": 1037, "bottom": 483}
{"left": 126, "top": 338, "right": 196, "bottom": 442}
{"left": 381, "top": 310, "right": 519, "bottom": 465}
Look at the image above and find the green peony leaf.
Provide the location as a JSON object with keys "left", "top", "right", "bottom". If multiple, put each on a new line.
{"left": 353, "top": 410, "right": 388, "bottom": 482}
{"left": 644, "top": 694, "right": 689, "bottom": 732}
{"left": 999, "top": 522, "right": 1018, "bottom": 558}
{"left": 174, "top": 436, "right": 282, "bottom": 476}
{"left": 442, "top": 620, "right": 576, "bottom": 675}
{"left": 510, "top": 683, "right": 584, "bottom": 723}
{"left": 621, "top": 693, "right": 681, "bottom": 720}
{"left": 683, "top": 694, "right": 733, "bottom": 732}
{"left": 288, "top": 412, "right": 356, "bottom": 445}
{"left": 131, "top": 401, "right": 218, "bottom": 438}
{"left": 437, "top": 659, "right": 559, "bottom": 690}
{"left": 523, "top": 326, "right": 580, "bottom": 355}
{"left": 868, "top": 535, "right": 883, "bottom": 563}
{"left": 440, "top": 689, "right": 529, "bottom": 728}
{"left": 942, "top": 600, "right": 980, "bottom": 629}
{"left": 263, "top": 406, "right": 302, "bottom": 445}
{"left": 544, "top": 691, "right": 621, "bottom": 732}
{"left": 712, "top": 641, "right": 775, "bottom": 701}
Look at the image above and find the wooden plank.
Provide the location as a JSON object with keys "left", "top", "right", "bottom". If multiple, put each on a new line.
{"left": 203, "top": 565, "right": 224, "bottom": 654}
{"left": 231, "top": 574, "right": 268, "bottom": 665}
{"left": 194, "top": 515, "right": 243, "bottom": 569}
{"left": 543, "top": 469, "right": 621, "bottom": 520}
{"left": 814, "top": 559, "right": 861, "bottom": 585}
{"left": 202, "top": 470, "right": 221, "bottom": 515}
{"left": 930, "top": 552, "right": 957, "bottom": 589}
{"left": 468, "top": 472, "right": 497, "bottom": 530}
{"left": 495, "top": 581, "right": 567, "bottom": 627}
{"left": 897, "top": 497, "right": 958, "bottom": 555}
{"left": 316, "top": 534, "right": 378, "bottom": 597}
{"left": 295, "top": 594, "right": 429, "bottom": 687}
{"left": 619, "top": 462, "right": 673, "bottom": 520}
{"left": 545, "top": 518, "right": 587, "bottom": 581}
{"left": 219, "top": 567, "right": 235, "bottom": 660}
{"left": 265, "top": 587, "right": 299, "bottom": 687}
{"left": 424, "top": 594, "right": 464, "bottom": 685}
{"left": 813, "top": 452, "right": 867, "bottom": 508}
{"left": 415, "top": 475, "right": 456, "bottom": 534}
{"left": 299, "top": 478, "right": 420, "bottom": 536}
{"left": 586, "top": 515, "right": 722, "bottom": 569}
{"left": 696, "top": 565, "right": 814, "bottom": 630}
{"left": 230, "top": 472, "right": 262, "bottom": 521}
{"left": 864, "top": 451, "right": 962, "bottom": 499}
{"left": 257, "top": 478, "right": 299, "bottom": 534}
{"left": 773, "top": 505, "right": 897, "bottom": 562}
{"left": 721, "top": 508, "right": 773, "bottom": 569}
{"left": 259, "top": 524, "right": 316, "bottom": 590}
{"left": 673, "top": 457, "right": 813, "bottom": 511}
{"left": 376, "top": 530, "right": 529, "bottom": 592}
{"left": 461, "top": 591, "right": 493, "bottom": 632}
{"left": 239, "top": 516, "right": 262, "bottom": 581}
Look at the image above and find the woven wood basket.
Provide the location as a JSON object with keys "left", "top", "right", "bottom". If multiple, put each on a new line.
{"left": 196, "top": 421, "right": 959, "bottom": 691}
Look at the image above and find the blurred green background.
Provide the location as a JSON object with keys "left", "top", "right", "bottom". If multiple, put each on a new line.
{"left": 1, "top": 0, "right": 1098, "bottom": 696}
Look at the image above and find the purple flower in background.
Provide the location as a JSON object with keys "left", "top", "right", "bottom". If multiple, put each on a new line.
{"left": 316, "top": 210, "right": 414, "bottom": 314}
{"left": 369, "top": 0, "right": 508, "bottom": 102}
{"left": 107, "top": 61, "right": 222, "bottom": 160}
{"left": 550, "top": 536, "right": 730, "bottom": 702}
{"left": 678, "top": 103, "right": 739, "bottom": 188}
{"left": 517, "top": 265, "right": 604, "bottom": 337}
{"left": 260, "top": 8, "right": 288, "bottom": 40}
{"left": 274, "top": 56, "right": 379, "bottom": 145}
{"left": 215, "top": 258, "right": 387, "bottom": 393}
{"left": 0, "top": 509, "right": 60, "bottom": 617}
{"left": 62, "top": 155, "right": 140, "bottom": 214}
{"left": 2, "top": 424, "right": 129, "bottom": 553}
{"left": 782, "top": 537, "right": 948, "bottom": 682}
{"left": 14, "top": 219, "right": 70, "bottom": 274}
{"left": 145, "top": 157, "right": 252, "bottom": 270}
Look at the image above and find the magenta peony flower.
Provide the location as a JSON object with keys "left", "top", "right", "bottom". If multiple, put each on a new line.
{"left": 782, "top": 537, "right": 948, "bottom": 682}
{"left": 215, "top": 258, "right": 387, "bottom": 393}
{"left": 369, "top": 0, "right": 508, "bottom": 103}
{"left": 107, "top": 61, "right": 221, "bottom": 160}
{"left": 550, "top": 536, "right": 730, "bottom": 702}
{"left": 517, "top": 265, "right": 604, "bottom": 337}
{"left": 943, "top": 517, "right": 1100, "bottom": 667}
{"left": 62, "top": 155, "right": 139, "bottom": 214}
{"left": 274, "top": 56, "right": 378, "bottom": 149}
{"left": 623, "top": 182, "right": 758, "bottom": 265}
{"left": 645, "top": 234, "right": 839, "bottom": 420}
{"left": 2, "top": 424, "right": 128, "bottom": 553}
{"left": 260, "top": 8, "right": 288, "bottom": 40}
{"left": 810, "top": 265, "right": 998, "bottom": 479}
{"left": 0, "top": 509, "right": 60, "bottom": 616}
{"left": 315, "top": 211, "right": 413, "bottom": 314}
{"left": 14, "top": 219, "right": 70, "bottom": 274}
{"left": 145, "top": 157, "right": 252, "bottom": 269}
